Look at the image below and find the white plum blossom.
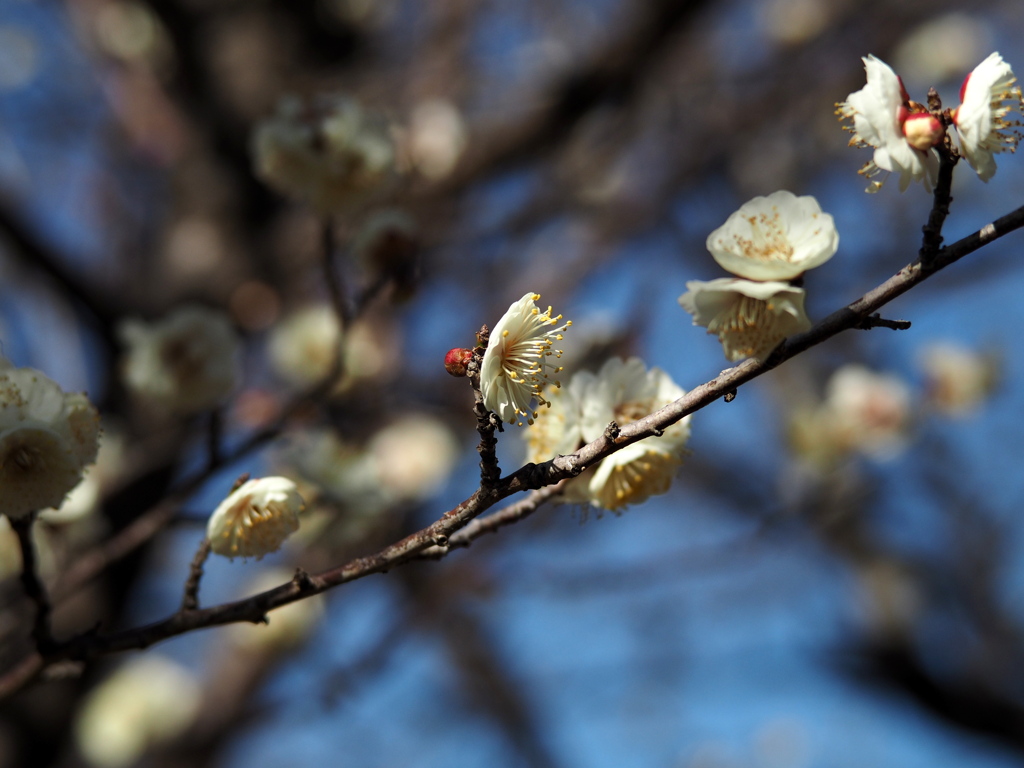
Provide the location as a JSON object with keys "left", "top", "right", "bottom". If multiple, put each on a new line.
{"left": 953, "top": 52, "right": 1022, "bottom": 182}
{"left": 0, "top": 360, "right": 100, "bottom": 520}
{"left": 825, "top": 365, "right": 912, "bottom": 458}
{"left": 526, "top": 358, "right": 690, "bottom": 511}
{"left": 252, "top": 94, "right": 395, "bottom": 213}
{"left": 267, "top": 304, "right": 343, "bottom": 386}
{"left": 837, "top": 55, "right": 942, "bottom": 192}
{"left": 706, "top": 191, "right": 839, "bottom": 281}
{"left": 207, "top": 477, "right": 304, "bottom": 559}
{"left": 678, "top": 279, "right": 811, "bottom": 362}
{"left": 788, "top": 365, "right": 912, "bottom": 468}
{"left": 368, "top": 414, "right": 460, "bottom": 503}
{"left": 119, "top": 305, "right": 240, "bottom": 413}
{"left": 575, "top": 358, "right": 691, "bottom": 511}
{"left": 480, "top": 292, "right": 571, "bottom": 425}
{"left": 919, "top": 342, "right": 997, "bottom": 416}
{"left": 75, "top": 655, "right": 201, "bottom": 768}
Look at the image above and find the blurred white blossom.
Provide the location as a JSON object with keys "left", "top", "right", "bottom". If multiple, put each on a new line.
{"left": 119, "top": 305, "right": 240, "bottom": 413}
{"left": 0, "top": 359, "right": 100, "bottom": 519}
{"left": 837, "top": 55, "right": 942, "bottom": 192}
{"left": 705, "top": 191, "right": 838, "bottom": 281}
{"left": 953, "top": 52, "right": 1022, "bottom": 182}
{"left": 75, "top": 655, "right": 201, "bottom": 768}
{"left": 252, "top": 94, "right": 395, "bottom": 212}
{"left": 919, "top": 342, "right": 998, "bottom": 416}
{"left": 790, "top": 365, "right": 912, "bottom": 466}
{"left": 207, "top": 476, "right": 304, "bottom": 559}
{"left": 481, "top": 292, "right": 571, "bottom": 425}
{"left": 892, "top": 14, "right": 991, "bottom": 84}
{"left": 369, "top": 414, "right": 460, "bottom": 503}
{"left": 407, "top": 98, "right": 467, "bottom": 179}
{"left": 678, "top": 278, "right": 811, "bottom": 362}
{"left": 268, "top": 304, "right": 342, "bottom": 386}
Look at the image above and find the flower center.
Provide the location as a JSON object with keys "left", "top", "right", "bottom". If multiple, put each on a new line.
{"left": 10, "top": 444, "right": 40, "bottom": 472}
{"left": 731, "top": 212, "right": 794, "bottom": 262}
{"left": 706, "top": 295, "right": 782, "bottom": 358}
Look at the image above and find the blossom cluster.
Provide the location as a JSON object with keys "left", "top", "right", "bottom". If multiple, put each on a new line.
{"left": 679, "top": 190, "right": 838, "bottom": 362}
{"left": 838, "top": 52, "right": 1022, "bottom": 191}
{"left": 252, "top": 94, "right": 395, "bottom": 212}
{"left": 119, "top": 305, "right": 240, "bottom": 414}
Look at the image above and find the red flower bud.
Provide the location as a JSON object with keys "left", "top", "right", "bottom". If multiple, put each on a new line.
{"left": 444, "top": 348, "right": 473, "bottom": 377}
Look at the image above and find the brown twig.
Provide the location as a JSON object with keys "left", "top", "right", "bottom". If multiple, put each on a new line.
{"left": 468, "top": 327, "right": 501, "bottom": 488}
{"left": 181, "top": 539, "right": 212, "bottom": 612}
{"left": 419, "top": 482, "right": 568, "bottom": 558}
{"left": 10, "top": 516, "right": 54, "bottom": 654}
{"left": 919, "top": 137, "right": 959, "bottom": 268}
{"left": 322, "top": 218, "right": 353, "bottom": 330}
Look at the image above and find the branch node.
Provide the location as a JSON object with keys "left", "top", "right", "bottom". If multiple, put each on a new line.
{"left": 292, "top": 568, "right": 316, "bottom": 592}
{"left": 724, "top": 389, "right": 737, "bottom": 403}
{"left": 604, "top": 421, "right": 621, "bottom": 441}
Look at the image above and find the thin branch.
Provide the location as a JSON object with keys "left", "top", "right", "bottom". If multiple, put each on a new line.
{"left": 10, "top": 516, "right": 54, "bottom": 654}
{"left": 13, "top": 201, "right": 1024, "bottom": 676}
{"left": 420, "top": 482, "right": 567, "bottom": 558}
{"left": 181, "top": 539, "right": 212, "bottom": 612}
{"left": 206, "top": 408, "right": 223, "bottom": 469}
{"left": 468, "top": 328, "right": 501, "bottom": 488}
{"left": 919, "top": 138, "right": 958, "bottom": 267}
{"left": 322, "top": 219, "right": 353, "bottom": 329}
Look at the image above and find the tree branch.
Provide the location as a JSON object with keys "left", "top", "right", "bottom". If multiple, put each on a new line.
{"left": 10, "top": 201, "right": 1024, "bottom": 683}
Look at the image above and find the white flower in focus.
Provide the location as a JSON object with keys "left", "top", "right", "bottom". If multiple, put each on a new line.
{"left": 75, "top": 655, "right": 201, "bottom": 768}
{"left": 919, "top": 342, "right": 997, "bottom": 416}
{"left": 119, "top": 305, "right": 240, "bottom": 413}
{"left": 252, "top": 94, "right": 395, "bottom": 213}
{"left": 480, "top": 293, "right": 572, "bottom": 425}
{"left": 678, "top": 279, "right": 811, "bottom": 362}
{"left": 953, "top": 52, "right": 1022, "bottom": 182}
{"left": 576, "top": 358, "right": 691, "bottom": 511}
{"left": 0, "top": 361, "right": 100, "bottom": 519}
{"left": 824, "top": 365, "right": 911, "bottom": 458}
{"left": 268, "top": 305, "right": 342, "bottom": 386}
{"left": 706, "top": 191, "right": 839, "bottom": 281}
{"left": 207, "top": 477, "right": 304, "bottom": 559}
{"left": 837, "top": 55, "right": 942, "bottom": 192}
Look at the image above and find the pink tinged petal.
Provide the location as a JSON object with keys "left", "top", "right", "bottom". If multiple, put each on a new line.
{"left": 838, "top": 55, "right": 942, "bottom": 192}
{"left": 955, "top": 52, "right": 1021, "bottom": 182}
